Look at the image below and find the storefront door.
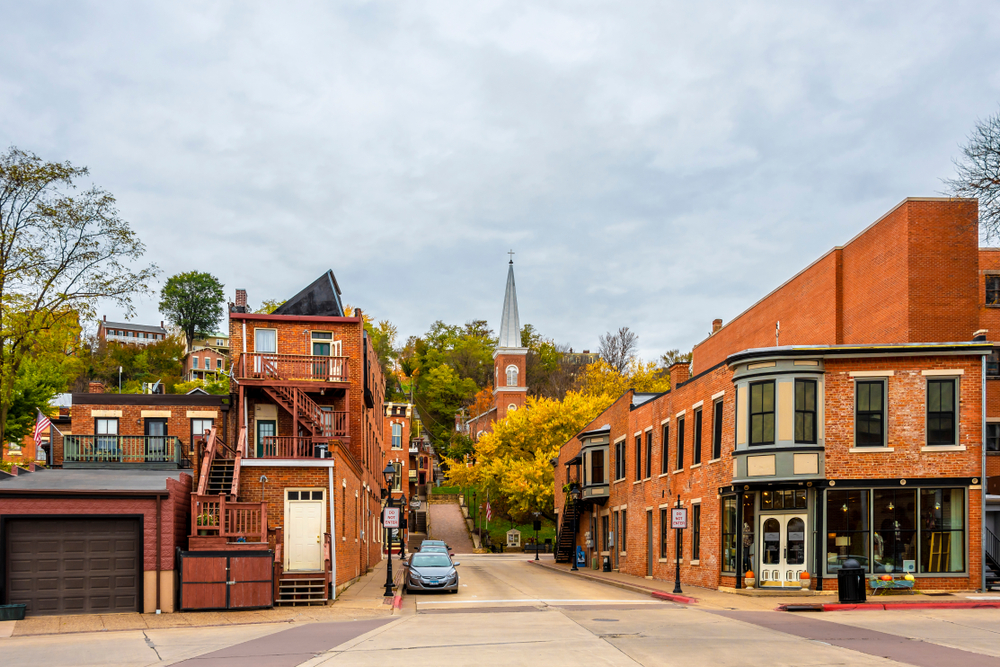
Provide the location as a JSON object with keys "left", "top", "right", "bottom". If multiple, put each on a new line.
{"left": 759, "top": 514, "right": 807, "bottom": 587}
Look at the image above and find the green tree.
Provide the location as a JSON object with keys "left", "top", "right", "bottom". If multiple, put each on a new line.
{"left": 254, "top": 299, "right": 285, "bottom": 314}
{"left": 0, "top": 147, "right": 156, "bottom": 445}
{"left": 159, "top": 271, "right": 225, "bottom": 351}
{"left": 82, "top": 335, "right": 185, "bottom": 393}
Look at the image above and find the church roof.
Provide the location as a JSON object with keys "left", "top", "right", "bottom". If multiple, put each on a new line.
{"left": 273, "top": 270, "right": 345, "bottom": 317}
{"left": 497, "top": 260, "right": 522, "bottom": 349}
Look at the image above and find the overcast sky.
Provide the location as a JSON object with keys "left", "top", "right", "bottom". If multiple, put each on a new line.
{"left": 2, "top": 1, "right": 999, "bottom": 359}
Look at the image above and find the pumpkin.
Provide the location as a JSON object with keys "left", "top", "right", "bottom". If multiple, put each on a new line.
{"left": 904, "top": 574, "right": 915, "bottom": 581}
{"left": 880, "top": 574, "right": 893, "bottom": 581}
{"left": 799, "top": 571, "right": 811, "bottom": 579}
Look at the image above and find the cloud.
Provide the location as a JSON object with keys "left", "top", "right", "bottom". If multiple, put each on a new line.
{"left": 2, "top": 0, "right": 999, "bottom": 358}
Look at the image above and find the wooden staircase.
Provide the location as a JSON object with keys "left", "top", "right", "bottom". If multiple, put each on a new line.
{"left": 276, "top": 575, "right": 328, "bottom": 604}
{"left": 555, "top": 501, "right": 579, "bottom": 563}
{"left": 262, "top": 384, "right": 328, "bottom": 439}
{"left": 206, "top": 457, "right": 235, "bottom": 495}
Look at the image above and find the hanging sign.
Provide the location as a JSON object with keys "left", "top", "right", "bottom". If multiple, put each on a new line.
{"left": 671, "top": 507, "right": 687, "bottom": 529}
{"left": 383, "top": 507, "right": 400, "bottom": 528}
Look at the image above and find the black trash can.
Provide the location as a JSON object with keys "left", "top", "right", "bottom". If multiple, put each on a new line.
{"left": 602, "top": 556, "right": 612, "bottom": 572}
{"left": 837, "top": 558, "right": 866, "bottom": 603}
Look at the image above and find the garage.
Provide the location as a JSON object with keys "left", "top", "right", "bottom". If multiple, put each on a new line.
{"left": 5, "top": 518, "right": 141, "bottom": 615}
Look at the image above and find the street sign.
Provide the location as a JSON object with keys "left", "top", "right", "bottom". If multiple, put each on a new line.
{"left": 671, "top": 507, "right": 687, "bottom": 529}
{"left": 383, "top": 507, "right": 400, "bottom": 528}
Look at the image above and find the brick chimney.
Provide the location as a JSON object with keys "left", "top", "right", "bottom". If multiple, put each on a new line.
{"left": 668, "top": 362, "right": 690, "bottom": 387}
{"left": 235, "top": 289, "right": 247, "bottom": 310}
{"left": 712, "top": 318, "right": 723, "bottom": 334}
{"left": 89, "top": 381, "right": 105, "bottom": 394}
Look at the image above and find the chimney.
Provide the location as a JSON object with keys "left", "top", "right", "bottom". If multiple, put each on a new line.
{"left": 89, "top": 381, "right": 105, "bottom": 394}
{"left": 668, "top": 361, "right": 690, "bottom": 387}
{"left": 103, "top": 315, "right": 107, "bottom": 322}
{"left": 160, "top": 320, "right": 164, "bottom": 329}
{"left": 235, "top": 289, "right": 248, "bottom": 312}
{"left": 712, "top": 318, "right": 723, "bottom": 334}
{"left": 355, "top": 307, "right": 362, "bottom": 320}
{"left": 974, "top": 329, "right": 988, "bottom": 342}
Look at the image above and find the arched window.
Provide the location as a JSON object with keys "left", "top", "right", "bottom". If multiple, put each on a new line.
{"left": 508, "top": 404, "right": 517, "bottom": 412}
{"left": 506, "top": 364, "right": 519, "bottom": 387}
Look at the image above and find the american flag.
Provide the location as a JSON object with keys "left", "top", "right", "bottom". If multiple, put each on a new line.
{"left": 33, "top": 409, "right": 51, "bottom": 448}
{"left": 485, "top": 501, "right": 492, "bottom": 522}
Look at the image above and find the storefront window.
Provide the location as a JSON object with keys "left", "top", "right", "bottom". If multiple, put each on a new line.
{"left": 741, "top": 493, "right": 755, "bottom": 574}
{"left": 826, "top": 489, "right": 870, "bottom": 573}
{"left": 722, "top": 497, "right": 737, "bottom": 572}
{"left": 873, "top": 489, "right": 917, "bottom": 574}
{"left": 920, "top": 488, "right": 965, "bottom": 573}
{"left": 761, "top": 489, "right": 807, "bottom": 510}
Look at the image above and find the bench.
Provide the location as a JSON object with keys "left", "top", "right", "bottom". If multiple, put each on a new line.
{"left": 869, "top": 576, "right": 915, "bottom": 595}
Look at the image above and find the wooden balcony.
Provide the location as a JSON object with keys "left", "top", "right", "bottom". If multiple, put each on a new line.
{"left": 191, "top": 494, "right": 268, "bottom": 544}
{"left": 237, "top": 353, "right": 349, "bottom": 383}
{"left": 63, "top": 435, "right": 183, "bottom": 468}
{"left": 258, "top": 435, "right": 342, "bottom": 459}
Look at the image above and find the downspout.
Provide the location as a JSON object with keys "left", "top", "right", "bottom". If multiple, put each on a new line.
{"left": 156, "top": 495, "right": 162, "bottom": 614}
{"left": 329, "top": 465, "right": 337, "bottom": 601}
{"left": 242, "top": 320, "right": 248, "bottom": 434}
{"left": 984, "top": 352, "right": 988, "bottom": 592}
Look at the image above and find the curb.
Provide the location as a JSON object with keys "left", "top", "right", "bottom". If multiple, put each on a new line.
{"left": 528, "top": 559, "right": 697, "bottom": 605}
{"left": 779, "top": 601, "right": 1000, "bottom": 612}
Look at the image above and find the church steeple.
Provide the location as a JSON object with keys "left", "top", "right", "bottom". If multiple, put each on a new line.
{"left": 497, "top": 257, "right": 521, "bottom": 350}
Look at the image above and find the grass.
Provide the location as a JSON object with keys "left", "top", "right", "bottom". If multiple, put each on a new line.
{"left": 430, "top": 486, "right": 460, "bottom": 495}
{"left": 460, "top": 486, "right": 556, "bottom": 548}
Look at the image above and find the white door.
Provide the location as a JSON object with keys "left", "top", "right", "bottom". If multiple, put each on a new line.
{"left": 287, "top": 501, "right": 324, "bottom": 571}
{"left": 759, "top": 514, "right": 807, "bottom": 587}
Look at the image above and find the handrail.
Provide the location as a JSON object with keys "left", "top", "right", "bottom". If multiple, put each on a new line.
{"left": 259, "top": 436, "right": 320, "bottom": 458}
{"left": 196, "top": 427, "right": 218, "bottom": 496}
{"left": 237, "top": 352, "right": 349, "bottom": 382}
{"left": 987, "top": 526, "right": 1000, "bottom": 568}
{"left": 62, "top": 435, "right": 182, "bottom": 465}
{"left": 230, "top": 428, "right": 247, "bottom": 497}
{"left": 191, "top": 492, "right": 267, "bottom": 542}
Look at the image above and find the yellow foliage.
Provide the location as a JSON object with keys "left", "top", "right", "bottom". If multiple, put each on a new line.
{"left": 579, "top": 358, "right": 671, "bottom": 398}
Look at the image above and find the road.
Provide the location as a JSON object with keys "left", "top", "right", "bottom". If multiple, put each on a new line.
{"left": 6, "top": 555, "right": 1000, "bottom": 666}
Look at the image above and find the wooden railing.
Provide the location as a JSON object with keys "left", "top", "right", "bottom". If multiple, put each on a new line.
{"left": 230, "top": 428, "right": 247, "bottom": 496}
{"left": 259, "top": 436, "right": 320, "bottom": 458}
{"left": 238, "top": 353, "right": 349, "bottom": 382}
{"left": 63, "top": 435, "right": 182, "bottom": 466}
{"left": 196, "top": 428, "right": 219, "bottom": 496}
{"left": 191, "top": 493, "right": 268, "bottom": 543}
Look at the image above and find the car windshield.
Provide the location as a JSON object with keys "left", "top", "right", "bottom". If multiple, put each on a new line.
{"left": 421, "top": 546, "right": 448, "bottom": 553}
{"left": 412, "top": 554, "right": 452, "bottom": 567}
{"left": 422, "top": 540, "right": 445, "bottom": 546}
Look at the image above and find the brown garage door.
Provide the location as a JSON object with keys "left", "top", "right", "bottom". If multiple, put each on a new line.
{"left": 5, "top": 518, "right": 141, "bottom": 615}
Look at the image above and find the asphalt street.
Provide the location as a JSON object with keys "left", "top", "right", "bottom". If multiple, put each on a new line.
{"left": 6, "top": 555, "right": 1000, "bottom": 666}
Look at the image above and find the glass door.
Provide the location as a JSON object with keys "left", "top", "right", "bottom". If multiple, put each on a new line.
{"left": 759, "top": 514, "right": 808, "bottom": 586}
{"left": 257, "top": 419, "right": 276, "bottom": 457}
{"left": 144, "top": 419, "right": 167, "bottom": 462}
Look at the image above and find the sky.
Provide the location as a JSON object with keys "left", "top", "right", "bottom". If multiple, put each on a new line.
{"left": 2, "top": 1, "right": 1000, "bottom": 360}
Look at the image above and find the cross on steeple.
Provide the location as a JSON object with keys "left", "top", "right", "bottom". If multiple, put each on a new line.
{"left": 508, "top": 249, "right": 515, "bottom": 264}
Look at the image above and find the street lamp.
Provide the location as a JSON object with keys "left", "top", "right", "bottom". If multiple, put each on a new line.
{"left": 569, "top": 486, "right": 581, "bottom": 571}
{"left": 382, "top": 463, "right": 397, "bottom": 597}
{"left": 399, "top": 493, "right": 408, "bottom": 561}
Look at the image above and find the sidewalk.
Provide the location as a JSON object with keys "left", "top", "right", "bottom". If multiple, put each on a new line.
{"left": 1, "top": 558, "right": 398, "bottom": 639}
{"left": 529, "top": 558, "right": 1000, "bottom": 612}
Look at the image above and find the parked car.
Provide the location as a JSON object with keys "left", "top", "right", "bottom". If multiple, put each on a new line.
{"left": 404, "top": 552, "right": 460, "bottom": 593}
{"left": 419, "top": 545, "right": 450, "bottom": 555}
{"left": 420, "top": 539, "right": 452, "bottom": 552}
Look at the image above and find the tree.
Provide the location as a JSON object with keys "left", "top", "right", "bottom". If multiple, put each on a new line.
{"left": 448, "top": 391, "right": 612, "bottom": 520}
{"left": 945, "top": 109, "right": 1000, "bottom": 241}
{"left": 159, "top": 271, "right": 225, "bottom": 351}
{"left": 579, "top": 358, "right": 672, "bottom": 398}
{"left": 659, "top": 348, "right": 692, "bottom": 369}
{"left": 81, "top": 335, "right": 185, "bottom": 393}
{"left": 0, "top": 147, "right": 156, "bottom": 445}
{"left": 254, "top": 299, "right": 285, "bottom": 314}
{"left": 599, "top": 327, "right": 639, "bottom": 373}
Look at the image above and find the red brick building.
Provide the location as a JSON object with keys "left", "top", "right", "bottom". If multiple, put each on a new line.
{"left": 557, "top": 198, "right": 995, "bottom": 594}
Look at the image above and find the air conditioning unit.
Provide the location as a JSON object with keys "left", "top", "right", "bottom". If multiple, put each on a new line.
{"left": 313, "top": 444, "right": 331, "bottom": 459}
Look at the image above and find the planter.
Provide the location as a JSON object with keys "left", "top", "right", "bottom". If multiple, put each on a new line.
{"left": 744, "top": 571, "right": 755, "bottom": 589}
{"left": 800, "top": 572, "right": 811, "bottom": 590}
{"left": 198, "top": 529, "right": 210, "bottom": 536}
{"left": 0, "top": 603, "right": 27, "bottom": 621}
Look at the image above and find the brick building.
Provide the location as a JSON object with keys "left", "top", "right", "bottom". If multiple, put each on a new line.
{"left": 556, "top": 198, "right": 996, "bottom": 594}
{"left": 185, "top": 347, "right": 227, "bottom": 381}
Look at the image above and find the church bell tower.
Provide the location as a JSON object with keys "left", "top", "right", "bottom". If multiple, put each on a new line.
{"left": 494, "top": 255, "right": 527, "bottom": 420}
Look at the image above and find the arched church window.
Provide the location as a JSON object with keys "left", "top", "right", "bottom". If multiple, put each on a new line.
{"left": 506, "top": 365, "right": 518, "bottom": 387}
{"left": 508, "top": 404, "right": 517, "bottom": 412}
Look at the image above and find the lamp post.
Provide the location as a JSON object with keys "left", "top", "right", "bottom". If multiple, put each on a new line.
{"left": 533, "top": 512, "right": 540, "bottom": 562}
{"left": 570, "top": 486, "right": 581, "bottom": 571}
{"left": 399, "top": 493, "right": 408, "bottom": 561}
{"left": 382, "top": 463, "right": 397, "bottom": 597}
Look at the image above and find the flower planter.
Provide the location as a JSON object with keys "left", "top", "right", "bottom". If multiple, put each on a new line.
{"left": 744, "top": 570, "right": 755, "bottom": 589}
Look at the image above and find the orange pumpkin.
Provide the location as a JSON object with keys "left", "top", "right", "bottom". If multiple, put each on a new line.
{"left": 880, "top": 574, "right": 893, "bottom": 581}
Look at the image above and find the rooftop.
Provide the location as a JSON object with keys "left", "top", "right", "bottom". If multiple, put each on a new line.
{"left": 0, "top": 469, "right": 188, "bottom": 493}
{"left": 101, "top": 321, "right": 167, "bottom": 334}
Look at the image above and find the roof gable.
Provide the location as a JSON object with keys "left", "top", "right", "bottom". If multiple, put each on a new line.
{"left": 273, "top": 270, "right": 345, "bottom": 317}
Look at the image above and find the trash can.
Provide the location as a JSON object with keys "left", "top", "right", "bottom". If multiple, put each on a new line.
{"left": 313, "top": 443, "right": 329, "bottom": 458}
{"left": 602, "top": 556, "right": 612, "bottom": 572}
{"left": 837, "top": 558, "right": 866, "bottom": 603}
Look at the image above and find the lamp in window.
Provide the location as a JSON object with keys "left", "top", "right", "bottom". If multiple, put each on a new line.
{"left": 836, "top": 535, "right": 850, "bottom": 560}
{"left": 887, "top": 501, "right": 895, "bottom": 511}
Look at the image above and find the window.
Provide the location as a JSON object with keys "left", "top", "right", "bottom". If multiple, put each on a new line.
{"left": 661, "top": 423, "right": 670, "bottom": 474}
{"left": 645, "top": 431, "right": 652, "bottom": 479}
{"left": 590, "top": 449, "right": 604, "bottom": 484}
{"left": 391, "top": 423, "right": 402, "bottom": 449}
{"left": 712, "top": 399, "right": 723, "bottom": 460}
{"left": 601, "top": 515, "right": 610, "bottom": 552}
{"left": 312, "top": 331, "right": 333, "bottom": 340}
{"left": 507, "top": 404, "right": 517, "bottom": 412}
{"left": 676, "top": 416, "right": 685, "bottom": 470}
{"left": 634, "top": 435, "right": 642, "bottom": 482}
{"left": 216, "top": 358, "right": 223, "bottom": 370}
{"left": 660, "top": 508, "right": 669, "bottom": 558}
{"left": 761, "top": 489, "right": 806, "bottom": 510}
{"left": 988, "top": 423, "right": 1000, "bottom": 452}
{"left": 795, "top": 379, "right": 817, "bottom": 443}
{"left": 927, "top": 379, "right": 957, "bottom": 446}
{"left": 749, "top": 381, "right": 775, "bottom": 445}
{"left": 693, "top": 408, "right": 703, "bottom": 465}
{"left": 392, "top": 462, "right": 402, "bottom": 492}
{"left": 615, "top": 440, "right": 626, "bottom": 480}
{"left": 217, "top": 338, "right": 224, "bottom": 346}
{"left": 989, "top": 351, "right": 1000, "bottom": 378}
{"left": 254, "top": 328, "right": 277, "bottom": 353}
{"left": 919, "top": 488, "right": 965, "bottom": 573}
{"left": 95, "top": 417, "right": 118, "bottom": 453}
{"left": 192, "top": 357, "right": 199, "bottom": 369}
{"left": 506, "top": 365, "right": 518, "bottom": 387}
{"left": 988, "top": 275, "right": 1000, "bottom": 305}
{"left": 692, "top": 504, "right": 701, "bottom": 561}
{"left": 827, "top": 489, "right": 870, "bottom": 573}
{"left": 191, "top": 418, "right": 214, "bottom": 448}
{"left": 620, "top": 509, "right": 627, "bottom": 553}
{"left": 855, "top": 380, "right": 885, "bottom": 447}
{"left": 722, "top": 497, "right": 737, "bottom": 572}
{"left": 873, "top": 489, "right": 916, "bottom": 574}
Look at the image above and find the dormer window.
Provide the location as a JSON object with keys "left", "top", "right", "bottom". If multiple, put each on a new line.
{"left": 506, "top": 365, "right": 518, "bottom": 387}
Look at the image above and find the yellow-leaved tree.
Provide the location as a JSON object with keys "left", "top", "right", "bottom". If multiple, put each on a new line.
{"left": 448, "top": 391, "right": 612, "bottom": 521}
{"left": 579, "top": 358, "right": 672, "bottom": 398}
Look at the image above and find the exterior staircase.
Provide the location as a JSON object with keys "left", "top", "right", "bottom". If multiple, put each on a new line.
{"left": 262, "top": 384, "right": 328, "bottom": 439}
{"left": 555, "top": 501, "right": 579, "bottom": 563}
{"left": 986, "top": 526, "right": 1000, "bottom": 590}
{"left": 206, "top": 457, "right": 235, "bottom": 496}
{"left": 276, "top": 575, "right": 327, "bottom": 604}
